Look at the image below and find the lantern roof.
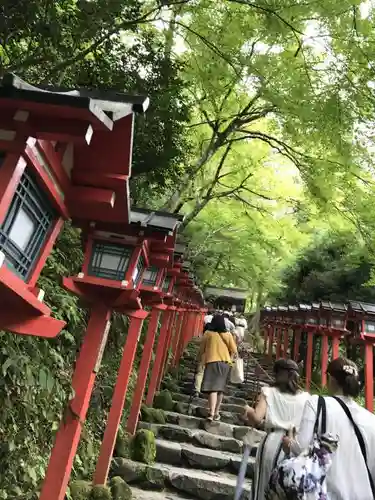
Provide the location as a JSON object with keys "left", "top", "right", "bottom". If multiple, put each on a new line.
{"left": 321, "top": 301, "right": 347, "bottom": 312}
{"left": 299, "top": 303, "right": 311, "bottom": 311}
{"left": 349, "top": 301, "right": 375, "bottom": 315}
{"left": 1, "top": 73, "right": 149, "bottom": 124}
{"left": 288, "top": 305, "right": 299, "bottom": 312}
{"left": 130, "top": 208, "right": 183, "bottom": 233}
{"left": 204, "top": 286, "right": 247, "bottom": 313}
{"left": 278, "top": 305, "right": 288, "bottom": 312}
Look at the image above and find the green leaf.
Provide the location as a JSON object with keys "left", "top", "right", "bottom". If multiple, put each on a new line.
{"left": 38, "top": 369, "right": 47, "bottom": 390}
{"left": 27, "top": 466, "right": 37, "bottom": 483}
{"left": 2, "top": 358, "right": 14, "bottom": 376}
{"left": 47, "top": 372, "right": 55, "bottom": 393}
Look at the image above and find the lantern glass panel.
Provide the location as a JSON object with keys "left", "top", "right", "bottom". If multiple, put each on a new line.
{"left": 307, "top": 317, "right": 318, "bottom": 325}
{"left": 331, "top": 317, "right": 345, "bottom": 329}
{"left": 142, "top": 266, "right": 159, "bottom": 286}
{"left": 162, "top": 276, "right": 171, "bottom": 293}
{"left": 365, "top": 320, "right": 375, "bottom": 336}
{"left": 0, "top": 167, "right": 56, "bottom": 280}
{"left": 89, "top": 241, "right": 132, "bottom": 281}
{"left": 132, "top": 254, "right": 145, "bottom": 286}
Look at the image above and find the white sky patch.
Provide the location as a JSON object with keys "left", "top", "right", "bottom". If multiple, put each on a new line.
{"left": 360, "top": 0, "right": 374, "bottom": 18}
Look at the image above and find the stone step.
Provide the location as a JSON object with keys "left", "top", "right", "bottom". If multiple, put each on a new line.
{"left": 182, "top": 372, "right": 271, "bottom": 385}
{"left": 111, "top": 458, "right": 252, "bottom": 500}
{"left": 172, "top": 392, "right": 247, "bottom": 406}
{"left": 174, "top": 400, "right": 246, "bottom": 415}
{"left": 175, "top": 404, "right": 243, "bottom": 425}
{"left": 155, "top": 438, "right": 255, "bottom": 478}
{"left": 163, "top": 411, "right": 262, "bottom": 441}
{"left": 179, "top": 378, "right": 269, "bottom": 392}
{"left": 138, "top": 422, "right": 244, "bottom": 454}
{"left": 177, "top": 384, "right": 260, "bottom": 401}
{"left": 131, "top": 486, "right": 195, "bottom": 500}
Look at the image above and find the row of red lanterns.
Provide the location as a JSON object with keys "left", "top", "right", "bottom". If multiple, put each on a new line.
{"left": 0, "top": 73, "right": 206, "bottom": 499}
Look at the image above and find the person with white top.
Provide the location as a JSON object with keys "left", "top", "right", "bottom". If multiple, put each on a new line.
{"left": 235, "top": 314, "right": 248, "bottom": 342}
{"left": 243, "top": 359, "right": 309, "bottom": 499}
{"left": 283, "top": 357, "right": 375, "bottom": 500}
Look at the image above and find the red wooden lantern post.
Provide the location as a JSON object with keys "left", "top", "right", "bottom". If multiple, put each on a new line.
{"left": 299, "top": 303, "right": 320, "bottom": 391}
{"left": 146, "top": 306, "right": 175, "bottom": 405}
{"left": 125, "top": 214, "right": 182, "bottom": 435}
{"left": 42, "top": 220, "right": 152, "bottom": 497}
{"left": 285, "top": 305, "right": 299, "bottom": 361}
{"left": 279, "top": 306, "right": 290, "bottom": 357}
{"left": 267, "top": 324, "right": 274, "bottom": 358}
{"left": 272, "top": 307, "right": 284, "bottom": 359}
{"left": 347, "top": 302, "right": 375, "bottom": 412}
{"left": 319, "top": 302, "right": 347, "bottom": 387}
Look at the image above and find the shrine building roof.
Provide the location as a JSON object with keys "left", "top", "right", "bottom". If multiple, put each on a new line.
{"left": 130, "top": 208, "right": 184, "bottom": 233}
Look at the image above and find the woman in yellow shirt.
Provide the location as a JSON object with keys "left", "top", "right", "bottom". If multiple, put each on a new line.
{"left": 199, "top": 314, "right": 237, "bottom": 421}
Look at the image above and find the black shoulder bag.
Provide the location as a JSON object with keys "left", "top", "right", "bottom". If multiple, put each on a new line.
{"left": 314, "top": 395, "right": 327, "bottom": 435}
{"left": 333, "top": 396, "right": 375, "bottom": 498}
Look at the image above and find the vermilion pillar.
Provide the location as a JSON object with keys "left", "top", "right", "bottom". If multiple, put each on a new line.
{"left": 175, "top": 309, "right": 190, "bottom": 365}
{"left": 171, "top": 308, "right": 184, "bottom": 365}
{"left": 276, "top": 328, "right": 282, "bottom": 359}
{"left": 156, "top": 307, "right": 177, "bottom": 391}
{"left": 267, "top": 325, "right": 274, "bottom": 359}
{"left": 145, "top": 308, "right": 173, "bottom": 405}
{"left": 321, "top": 334, "right": 329, "bottom": 387}
{"left": 332, "top": 336, "right": 340, "bottom": 360}
{"left": 160, "top": 306, "right": 178, "bottom": 382}
{"left": 263, "top": 327, "right": 268, "bottom": 354}
{"left": 126, "top": 305, "right": 165, "bottom": 435}
{"left": 305, "top": 333, "right": 314, "bottom": 391}
{"left": 40, "top": 305, "right": 111, "bottom": 500}
{"left": 94, "top": 309, "right": 148, "bottom": 485}
{"left": 293, "top": 329, "right": 301, "bottom": 361}
{"left": 283, "top": 328, "right": 289, "bottom": 358}
{"left": 365, "top": 342, "right": 373, "bottom": 412}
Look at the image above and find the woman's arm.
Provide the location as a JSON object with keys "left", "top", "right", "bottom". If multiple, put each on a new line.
{"left": 283, "top": 398, "right": 317, "bottom": 455}
{"left": 198, "top": 335, "right": 207, "bottom": 361}
{"left": 228, "top": 333, "right": 238, "bottom": 356}
{"left": 244, "top": 392, "right": 267, "bottom": 426}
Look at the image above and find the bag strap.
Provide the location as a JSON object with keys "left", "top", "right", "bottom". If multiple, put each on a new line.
{"left": 333, "top": 396, "right": 375, "bottom": 498}
{"left": 313, "top": 396, "right": 327, "bottom": 435}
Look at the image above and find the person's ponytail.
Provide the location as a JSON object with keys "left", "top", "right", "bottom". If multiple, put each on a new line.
{"left": 327, "top": 357, "right": 361, "bottom": 398}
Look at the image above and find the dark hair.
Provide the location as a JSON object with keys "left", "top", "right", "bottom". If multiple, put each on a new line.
{"left": 206, "top": 314, "right": 227, "bottom": 333}
{"left": 327, "top": 357, "right": 361, "bottom": 398}
{"left": 273, "top": 358, "right": 300, "bottom": 395}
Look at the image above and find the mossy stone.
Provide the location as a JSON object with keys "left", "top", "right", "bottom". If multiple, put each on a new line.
{"left": 141, "top": 467, "right": 165, "bottom": 490}
{"left": 110, "top": 476, "right": 132, "bottom": 500}
{"left": 140, "top": 404, "right": 154, "bottom": 423}
{"left": 114, "top": 429, "right": 131, "bottom": 458}
{"left": 153, "top": 389, "right": 174, "bottom": 411}
{"left": 70, "top": 480, "right": 92, "bottom": 500}
{"left": 89, "top": 484, "right": 112, "bottom": 500}
{"left": 141, "top": 404, "right": 166, "bottom": 424}
{"left": 131, "top": 429, "right": 156, "bottom": 465}
{"left": 152, "top": 408, "right": 166, "bottom": 424}
{"left": 173, "top": 402, "right": 186, "bottom": 414}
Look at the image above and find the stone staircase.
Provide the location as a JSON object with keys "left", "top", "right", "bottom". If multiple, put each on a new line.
{"left": 111, "top": 348, "right": 274, "bottom": 500}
